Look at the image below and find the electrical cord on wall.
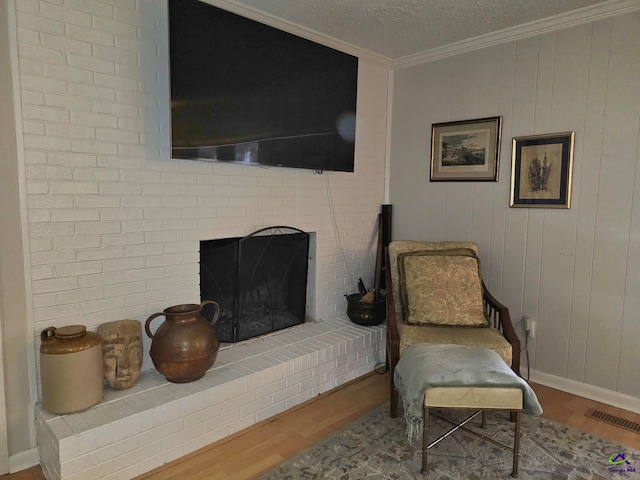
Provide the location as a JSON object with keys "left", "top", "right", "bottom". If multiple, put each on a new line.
{"left": 325, "top": 173, "right": 349, "bottom": 267}
{"left": 516, "top": 316, "right": 531, "bottom": 381}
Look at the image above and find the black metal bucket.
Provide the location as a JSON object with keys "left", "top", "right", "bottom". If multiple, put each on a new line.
{"left": 345, "top": 293, "right": 386, "bottom": 326}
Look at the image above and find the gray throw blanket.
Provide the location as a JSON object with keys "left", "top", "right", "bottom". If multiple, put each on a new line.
{"left": 394, "top": 343, "right": 543, "bottom": 442}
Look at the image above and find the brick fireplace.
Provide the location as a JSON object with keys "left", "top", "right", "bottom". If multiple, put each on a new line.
{"left": 33, "top": 223, "right": 389, "bottom": 480}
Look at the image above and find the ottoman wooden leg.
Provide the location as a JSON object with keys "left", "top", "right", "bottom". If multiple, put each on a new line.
{"left": 390, "top": 383, "right": 399, "bottom": 418}
{"left": 421, "top": 406, "right": 429, "bottom": 474}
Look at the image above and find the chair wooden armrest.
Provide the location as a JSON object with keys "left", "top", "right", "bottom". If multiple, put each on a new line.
{"left": 384, "top": 248, "right": 401, "bottom": 416}
{"left": 482, "top": 282, "right": 521, "bottom": 377}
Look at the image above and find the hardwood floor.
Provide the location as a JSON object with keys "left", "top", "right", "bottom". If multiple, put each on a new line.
{"left": 530, "top": 381, "right": 640, "bottom": 450}
{"left": 3, "top": 371, "right": 639, "bottom": 480}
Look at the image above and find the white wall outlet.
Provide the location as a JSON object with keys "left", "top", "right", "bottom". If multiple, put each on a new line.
{"left": 526, "top": 317, "right": 536, "bottom": 339}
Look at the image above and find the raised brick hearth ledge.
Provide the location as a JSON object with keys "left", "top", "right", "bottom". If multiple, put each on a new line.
{"left": 35, "top": 315, "right": 386, "bottom": 480}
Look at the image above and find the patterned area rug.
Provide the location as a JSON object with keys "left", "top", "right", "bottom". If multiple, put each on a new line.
{"left": 260, "top": 403, "right": 640, "bottom": 479}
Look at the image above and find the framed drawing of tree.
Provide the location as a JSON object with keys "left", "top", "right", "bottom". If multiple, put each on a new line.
{"left": 510, "top": 132, "right": 575, "bottom": 208}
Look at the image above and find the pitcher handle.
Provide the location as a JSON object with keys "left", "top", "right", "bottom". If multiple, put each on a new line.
{"left": 145, "top": 312, "right": 164, "bottom": 339}
{"left": 40, "top": 326, "right": 56, "bottom": 342}
{"left": 200, "top": 300, "right": 220, "bottom": 326}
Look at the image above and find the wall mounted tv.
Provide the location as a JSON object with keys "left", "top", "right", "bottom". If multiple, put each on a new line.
{"left": 168, "top": 0, "right": 358, "bottom": 172}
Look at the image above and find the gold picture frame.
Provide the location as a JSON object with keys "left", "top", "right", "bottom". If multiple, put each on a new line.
{"left": 510, "top": 132, "right": 575, "bottom": 208}
{"left": 430, "top": 116, "right": 502, "bottom": 181}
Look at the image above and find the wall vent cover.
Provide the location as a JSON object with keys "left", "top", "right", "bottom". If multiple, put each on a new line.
{"left": 585, "top": 409, "right": 640, "bottom": 433}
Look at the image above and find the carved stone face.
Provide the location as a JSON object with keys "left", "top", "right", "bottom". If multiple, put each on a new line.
{"left": 97, "top": 320, "right": 143, "bottom": 390}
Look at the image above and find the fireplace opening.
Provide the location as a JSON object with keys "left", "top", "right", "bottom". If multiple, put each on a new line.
{"left": 200, "top": 226, "right": 310, "bottom": 343}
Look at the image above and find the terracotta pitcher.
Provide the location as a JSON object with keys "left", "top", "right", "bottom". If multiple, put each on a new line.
{"left": 145, "top": 301, "right": 220, "bottom": 383}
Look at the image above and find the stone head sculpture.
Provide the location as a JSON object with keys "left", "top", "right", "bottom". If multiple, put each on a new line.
{"left": 97, "top": 319, "right": 143, "bottom": 390}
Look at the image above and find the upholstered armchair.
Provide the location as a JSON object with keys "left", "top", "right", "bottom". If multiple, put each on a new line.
{"left": 385, "top": 241, "right": 521, "bottom": 418}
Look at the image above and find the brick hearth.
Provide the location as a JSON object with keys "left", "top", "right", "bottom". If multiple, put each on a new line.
{"left": 35, "top": 316, "right": 386, "bottom": 480}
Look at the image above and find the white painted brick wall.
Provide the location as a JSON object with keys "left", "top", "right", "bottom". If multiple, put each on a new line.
{"left": 7, "top": 0, "right": 387, "bottom": 464}
{"left": 15, "top": 0, "right": 388, "bottom": 390}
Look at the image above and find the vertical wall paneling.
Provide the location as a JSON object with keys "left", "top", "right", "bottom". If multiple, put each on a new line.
{"left": 567, "top": 19, "right": 609, "bottom": 383}
{"left": 487, "top": 43, "right": 516, "bottom": 293}
{"left": 444, "top": 52, "right": 481, "bottom": 241}
{"left": 585, "top": 14, "right": 638, "bottom": 391}
{"left": 514, "top": 32, "right": 558, "bottom": 369}
{"left": 502, "top": 37, "right": 539, "bottom": 338}
{"left": 618, "top": 124, "right": 640, "bottom": 397}
{"left": 536, "top": 25, "right": 591, "bottom": 378}
{"left": 390, "top": 11, "right": 640, "bottom": 400}
{"left": 522, "top": 208, "right": 543, "bottom": 370}
{"left": 521, "top": 26, "right": 546, "bottom": 365}
{"left": 613, "top": 13, "right": 640, "bottom": 398}
{"left": 533, "top": 33, "right": 555, "bottom": 132}
{"left": 519, "top": 30, "right": 546, "bottom": 363}
{"left": 424, "top": 59, "right": 454, "bottom": 240}
{"left": 388, "top": 63, "right": 432, "bottom": 240}
{"left": 471, "top": 45, "right": 502, "bottom": 265}
{"left": 448, "top": 52, "right": 480, "bottom": 120}
{"left": 444, "top": 184, "right": 474, "bottom": 241}
{"left": 617, "top": 123, "right": 640, "bottom": 397}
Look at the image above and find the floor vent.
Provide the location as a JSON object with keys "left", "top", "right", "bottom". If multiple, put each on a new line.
{"left": 586, "top": 409, "right": 640, "bottom": 433}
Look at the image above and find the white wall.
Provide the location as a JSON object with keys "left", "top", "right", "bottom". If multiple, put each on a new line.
{"left": 2, "top": 0, "right": 389, "bottom": 462}
{"left": 0, "top": 0, "right": 37, "bottom": 459}
{"left": 389, "top": 12, "right": 640, "bottom": 402}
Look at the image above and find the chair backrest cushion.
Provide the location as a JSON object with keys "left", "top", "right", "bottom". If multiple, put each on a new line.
{"left": 391, "top": 242, "right": 487, "bottom": 327}
{"left": 389, "top": 241, "right": 479, "bottom": 321}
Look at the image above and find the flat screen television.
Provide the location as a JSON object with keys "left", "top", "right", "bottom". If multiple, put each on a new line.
{"left": 168, "top": 0, "right": 358, "bottom": 172}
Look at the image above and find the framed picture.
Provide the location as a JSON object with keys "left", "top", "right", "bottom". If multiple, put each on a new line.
{"left": 510, "top": 132, "right": 575, "bottom": 208}
{"left": 430, "top": 116, "right": 502, "bottom": 181}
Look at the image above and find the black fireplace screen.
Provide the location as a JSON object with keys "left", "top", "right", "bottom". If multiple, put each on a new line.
{"left": 200, "top": 226, "right": 310, "bottom": 343}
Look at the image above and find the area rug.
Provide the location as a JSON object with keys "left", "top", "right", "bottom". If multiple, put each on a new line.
{"left": 259, "top": 403, "right": 640, "bottom": 479}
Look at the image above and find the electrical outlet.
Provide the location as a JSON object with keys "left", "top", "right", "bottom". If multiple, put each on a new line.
{"left": 526, "top": 318, "right": 536, "bottom": 339}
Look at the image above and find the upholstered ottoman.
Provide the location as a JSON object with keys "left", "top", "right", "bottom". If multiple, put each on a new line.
{"left": 394, "top": 344, "right": 542, "bottom": 478}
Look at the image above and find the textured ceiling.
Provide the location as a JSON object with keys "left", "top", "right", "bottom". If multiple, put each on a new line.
{"left": 232, "top": 0, "right": 610, "bottom": 58}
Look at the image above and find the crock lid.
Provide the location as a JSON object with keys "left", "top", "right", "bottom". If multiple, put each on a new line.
{"left": 54, "top": 325, "right": 86, "bottom": 340}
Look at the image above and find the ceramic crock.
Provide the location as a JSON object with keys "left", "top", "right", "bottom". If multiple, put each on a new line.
{"left": 40, "top": 325, "right": 104, "bottom": 414}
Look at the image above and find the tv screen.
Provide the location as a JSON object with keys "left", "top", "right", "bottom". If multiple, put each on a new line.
{"left": 168, "top": 0, "right": 358, "bottom": 172}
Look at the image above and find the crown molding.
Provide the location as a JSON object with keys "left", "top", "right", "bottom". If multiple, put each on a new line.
{"left": 392, "top": 0, "right": 640, "bottom": 70}
{"left": 200, "top": 0, "right": 392, "bottom": 68}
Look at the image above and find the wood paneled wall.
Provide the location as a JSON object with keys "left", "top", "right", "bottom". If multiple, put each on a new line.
{"left": 389, "top": 12, "right": 640, "bottom": 399}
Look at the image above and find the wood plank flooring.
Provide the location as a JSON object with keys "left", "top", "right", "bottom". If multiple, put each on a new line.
{"left": 3, "top": 371, "right": 639, "bottom": 480}
{"left": 531, "top": 381, "right": 640, "bottom": 450}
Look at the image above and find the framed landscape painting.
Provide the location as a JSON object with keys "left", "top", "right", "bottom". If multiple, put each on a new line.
{"left": 430, "top": 116, "right": 502, "bottom": 181}
{"left": 510, "top": 132, "right": 575, "bottom": 208}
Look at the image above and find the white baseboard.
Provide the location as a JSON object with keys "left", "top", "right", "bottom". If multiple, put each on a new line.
{"left": 9, "top": 448, "right": 38, "bottom": 473}
{"left": 528, "top": 369, "right": 640, "bottom": 415}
